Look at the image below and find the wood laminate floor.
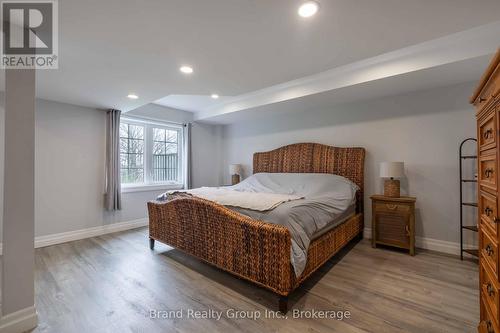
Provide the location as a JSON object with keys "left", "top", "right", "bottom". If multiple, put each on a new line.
{"left": 33, "top": 227, "right": 478, "bottom": 333}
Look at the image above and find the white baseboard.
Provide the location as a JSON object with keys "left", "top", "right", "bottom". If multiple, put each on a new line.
{"left": 34, "top": 218, "right": 148, "bottom": 248}
{"left": 0, "top": 306, "right": 38, "bottom": 333}
{"left": 363, "top": 227, "right": 475, "bottom": 256}
{"left": 0, "top": 218, "right": 148, "bottom": 255}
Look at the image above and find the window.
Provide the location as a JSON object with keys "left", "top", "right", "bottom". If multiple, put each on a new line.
{"left": 120, "top": 117, "right": 183, "bottom": 191}
{"left": 120, "top": 123, "right": 145, "bottom": 184}
{"left": 152, "top": 128, "right": 179, "bottom": 183}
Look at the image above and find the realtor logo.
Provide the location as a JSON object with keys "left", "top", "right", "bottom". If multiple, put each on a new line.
{"left": 1, "top": 0, "right": 58, "bottom": 68}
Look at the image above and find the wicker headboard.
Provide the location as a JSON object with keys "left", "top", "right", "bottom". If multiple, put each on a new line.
{"left": 253, "top": 143, "right": 365, "bottom": 211}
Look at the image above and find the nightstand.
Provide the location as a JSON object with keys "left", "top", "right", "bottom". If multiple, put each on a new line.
{"left": 370, "top": 195, "right": 416, "bottom": 255}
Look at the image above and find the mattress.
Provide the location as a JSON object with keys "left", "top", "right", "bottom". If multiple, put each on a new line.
{"left": 233, "top": 202, "right": 356, "bottom": 241}
{"left": 310, "top": 204, "right": 356, "bottom": 240}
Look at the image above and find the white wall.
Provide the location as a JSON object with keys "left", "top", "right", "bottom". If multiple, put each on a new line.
{"left": 221, "top": 82, "right": 477, "bottom": 244}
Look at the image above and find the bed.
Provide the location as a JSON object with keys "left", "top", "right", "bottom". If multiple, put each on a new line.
{"left": 147, "top": 143, "right": 365, "bottom": 312}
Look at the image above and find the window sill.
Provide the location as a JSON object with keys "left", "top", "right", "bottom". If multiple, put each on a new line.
{"left": 121, "top": 183, "right": 184, "bottom": 193}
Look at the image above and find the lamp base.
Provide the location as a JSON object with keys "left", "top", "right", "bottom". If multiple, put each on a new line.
{"left": 231, "top": 174, "right": 240, "bottom": 185}
{"left": 384, "top": 179, "right": 400, "bottom": 197}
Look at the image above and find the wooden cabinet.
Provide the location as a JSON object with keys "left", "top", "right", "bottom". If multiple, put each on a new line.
{"left": 472, "top": 49, "right": 500, "bottom": 333}
{"left": 370, "top": 195, "right": 416, "bottom": 255}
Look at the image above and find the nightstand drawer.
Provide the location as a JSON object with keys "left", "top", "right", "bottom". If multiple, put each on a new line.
{"left": 374, "top": 202, "right": 410, "bottom": 214}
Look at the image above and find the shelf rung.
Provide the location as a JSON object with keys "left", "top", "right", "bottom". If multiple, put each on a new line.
{"left": 462, "top": 225, "right": 478, "bottom": 232}
{"left": 461, "top": 179, "right": 477, "bottom": 183}
{"left": 462, "top": 249, "right": 479, "bottom": 257}
{"left": 462, "top": 202, "right": 478, "bottom": 207}
{"left": 461, "top": 155, "right": 477, "bottom": 159}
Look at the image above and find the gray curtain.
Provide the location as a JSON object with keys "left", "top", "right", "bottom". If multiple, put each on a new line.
{"left": 184, "top": 123, "right": 193, "bottom": 189}
{"left": 105, "top": 109, "right": 122, "bottom": 210}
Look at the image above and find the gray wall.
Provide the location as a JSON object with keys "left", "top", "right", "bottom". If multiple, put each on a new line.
{"left": 191, "top": 123, "right": 223, "bottom": 187}
{"left": 0, "top": 100, "right": 222, "bottom": 239}
{"left": 2, "top": 69, "right": 36, "bottom": 316}
{"left": 0, "top": 94, "right": 3, "bottom": 244}
{"left": 34, "top": 99, "right": 165, "bottom": 236}
{"left": 221, "top": 82, "right": 477, "bottom": 244}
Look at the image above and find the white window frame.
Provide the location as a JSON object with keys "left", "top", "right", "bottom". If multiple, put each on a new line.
{"left": 120, "top": 116, "right": 184, "bottom": 193}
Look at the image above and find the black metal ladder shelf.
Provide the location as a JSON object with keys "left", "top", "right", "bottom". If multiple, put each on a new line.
{"left": 459, "top": 138, "right": 478, "bottom": 260}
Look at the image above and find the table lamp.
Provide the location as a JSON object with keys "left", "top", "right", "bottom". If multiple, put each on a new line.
{"left": 380, "top": 162, "right": 405, "bottom": 197}
{"left": 229, "top": 164, "right": 242, "bottom": 185}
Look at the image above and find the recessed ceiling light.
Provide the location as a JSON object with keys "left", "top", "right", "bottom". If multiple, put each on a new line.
{"left": 127, "top": 94, "right": 139, "bottom": 99}
{"left": 211, "top": 94, "right": 219, "bottom": 99}
{"left": 298, "top": 1, "right": 319, "bottom": 18}
{"left": 180, "top": 66, "right": 194, "bottom": 74}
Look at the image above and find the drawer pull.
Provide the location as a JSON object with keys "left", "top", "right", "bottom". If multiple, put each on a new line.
{"left": 485, "top": 168, "right": 495, "bottom": 178}
{"left": 485, "top": 207, "right": 493, "bottom": 216}
{"left": 486, "top": 244, "right": 494, "bottom": 256}
{"left": 479, "top": 97, "right": 487, "bottom": 103}
{"left": 484, "top": 128, "right": 493, "bottom": 139}
{"left": 487, "top": 283, "right": 495, "bottom": 296}
{"left": 487, "top": 320, "right": 494, "bottom": 333}
{"left": 385, "top": 204, "right": 397, "bottom": 210}
{"left": 405, "top": 225, "right": 410, "bottom": 236}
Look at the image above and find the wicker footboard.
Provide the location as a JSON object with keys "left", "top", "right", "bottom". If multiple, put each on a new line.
{"left": 148, "top": 197, "right": 294, "bottom": 295}
{"left": 148, "top": 197, "right": 363, "bottom": 297}
{"left": 293, "top": 213, "right": 362, "bottom": 287}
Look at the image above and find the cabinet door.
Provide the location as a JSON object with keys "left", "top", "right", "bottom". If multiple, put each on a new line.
{"left": 374, "top": 211, "right": 410, "bottom": 248}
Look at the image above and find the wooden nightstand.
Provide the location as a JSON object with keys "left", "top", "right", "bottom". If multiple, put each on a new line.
{"left": 370, "top": 195, "right": 417, "bottom": 255}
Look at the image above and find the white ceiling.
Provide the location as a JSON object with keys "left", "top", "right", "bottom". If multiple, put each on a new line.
{"left": 195, "top": 22, "right": 500, "bottom": 122}
{"left": 1, "top": 0, "right": 499, "bottom": 122}
{"left": 202, "top": 55, "right": 491, "bottom": 124}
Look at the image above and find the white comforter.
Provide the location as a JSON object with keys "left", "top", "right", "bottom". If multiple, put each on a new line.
{"left": 168, "top": 187, "right": 303, "bottom": 211}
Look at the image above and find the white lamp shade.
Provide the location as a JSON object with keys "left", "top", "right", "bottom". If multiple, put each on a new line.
{"left": 229, "top": 164, "right": 242, "bottom": 175}
{"left": 380, "top": 162, "right": 405, "bottom": 178}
